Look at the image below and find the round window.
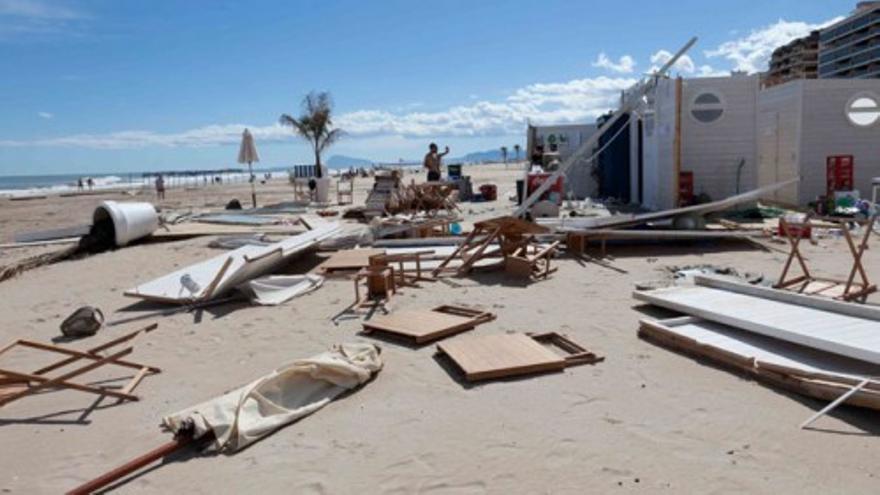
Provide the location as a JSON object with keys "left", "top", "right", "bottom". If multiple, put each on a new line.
{"left": 846, "top": 93, "right": 880, "bottom": 127}
{"left": 691, "top": 91, "right": 725, "bottom": 124}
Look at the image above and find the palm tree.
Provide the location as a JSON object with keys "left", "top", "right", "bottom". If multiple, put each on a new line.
{"left": 513, "top": 144, "right": 521, "bottom": 162}
{"left": 500, "top": 146, "right": 508, "bottom": 164}
{"left": 279, "top": 91, "right": 342, "bottom": 179}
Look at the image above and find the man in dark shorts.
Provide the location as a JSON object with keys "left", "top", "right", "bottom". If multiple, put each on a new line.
{"left": 423, "top": 142, "right": 449, "bottom": 182}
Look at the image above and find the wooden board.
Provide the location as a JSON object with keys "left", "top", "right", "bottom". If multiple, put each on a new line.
{"left": 362, "top": 305, "right": 494, "bottom": 344}
{"left": 437, "top": 333, "right": 566, "bottom": 381}
{"left": 633, "top": 277, "right": 880, "bottom": 365}
{"left": 316, "top": 248, "right": 386, "bottom": 274}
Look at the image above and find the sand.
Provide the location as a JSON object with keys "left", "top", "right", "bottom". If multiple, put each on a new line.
{"left": 0, "top": 164, "right": 878, "bottom": 494}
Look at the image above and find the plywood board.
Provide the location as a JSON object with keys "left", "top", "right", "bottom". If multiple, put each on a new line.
{"left": 437, "top": 333, "right": 565, "bottom": 381}
{"left": 362, "top": 305, "right": 494, "bottom": 344}
{"left": 316, "top": 248, "right": 386, "bottom": 274}
{"left": 634, "top": 279, "right": 880, "bottom": 364}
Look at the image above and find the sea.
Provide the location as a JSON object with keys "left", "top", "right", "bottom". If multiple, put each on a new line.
{"left": 0, "top": 167, "right": 294, "bottom": 198}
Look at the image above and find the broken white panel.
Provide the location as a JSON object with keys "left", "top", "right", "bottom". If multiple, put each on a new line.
{"left": 125, "top": 223, "right": 340, "bottom": 304}
{"left": 634, "top": 278, "right": 880, "bottom": 365}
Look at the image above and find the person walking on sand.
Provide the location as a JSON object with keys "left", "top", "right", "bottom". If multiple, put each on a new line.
{"left": 155, "top": 174, "right": 166, "bottom": 200}
{"left": 423, "top": 143, "right": 449, "bottom": 182}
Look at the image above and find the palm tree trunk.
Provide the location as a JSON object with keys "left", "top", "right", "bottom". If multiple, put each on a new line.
{"left": 314, "top": 139, "right": 323, "bottom": 179}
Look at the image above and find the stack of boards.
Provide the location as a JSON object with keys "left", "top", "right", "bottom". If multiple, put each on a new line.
{"left": 634, "top": 275, "right": 880, "bottom": 410}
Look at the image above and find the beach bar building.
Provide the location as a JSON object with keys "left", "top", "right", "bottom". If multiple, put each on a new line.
{"left": 625, "top": 74, "right": 880, "bottom": 209}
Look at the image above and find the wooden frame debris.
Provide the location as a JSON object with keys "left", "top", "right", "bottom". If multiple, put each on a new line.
{"left": 436, "top": 332, "right": 603, "bottom": 382}
{"left": 634, "top": 275, "right": 880, "bottom": 365}
{"left": 775, "top": 215, "right": 877, "bottom": 302}
{"left": 361, "top": 305, "right": 496, "bottom": 344}
{"left": 638, "top": 317, "right": 880, "bottom": 412}
{"left": 432, "top": 216, "right": 550, "bottom": 277}
{"left": 0, "top": 323, "right": 160, "bottom": 407}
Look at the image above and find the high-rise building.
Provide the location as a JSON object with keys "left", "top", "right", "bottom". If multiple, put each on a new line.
{"left": 818, "top": 2, "right": 880, "bottom": 78}
{"left": 765, "top": 31, "right": 820, "bottom": 87}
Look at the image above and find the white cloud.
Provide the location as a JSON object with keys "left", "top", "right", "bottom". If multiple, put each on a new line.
{"left": 37, "top": 111, "right": 53, "bottom": 119}
{"left": 705, "top": 17, "right": 843, "bottom": 73}
{"left": 0, "top": 0, "right": 83, "bottom": 19}
{"left": 592, "top": 53, "right": 636, "bottom": 74}
{"left": 0, "top": 0, "right": 88, "bottom": 40}
{"left": 0, "top": 75, "right": 636, "bottom": 149}
{"left": 650, "top": 50, "right": 696, "bottom": 74}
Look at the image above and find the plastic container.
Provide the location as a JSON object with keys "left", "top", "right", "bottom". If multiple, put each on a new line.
{"left": 93, "top": 201, "right": 159, "bottom": 247}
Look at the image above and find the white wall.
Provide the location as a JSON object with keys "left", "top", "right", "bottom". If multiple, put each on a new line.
{"left": 757, "top": 80, "right": 803, "bottom": 205}
{"left": 680, "top": 75, "right": 760, "bottom": 203}
{"left": 798, "top": 79, "right": 880, "bottom": 204}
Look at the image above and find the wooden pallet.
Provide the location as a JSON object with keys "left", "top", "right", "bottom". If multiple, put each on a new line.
{"left": 436, "top": 332, "right": 603, "bottom": 382}
{"left": 362, "top": 305, "right": 495, "bottom": 344}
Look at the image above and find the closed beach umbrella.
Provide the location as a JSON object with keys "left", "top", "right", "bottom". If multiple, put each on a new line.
{"left": 237, "top": 128, "right": 260, "bottom": 207}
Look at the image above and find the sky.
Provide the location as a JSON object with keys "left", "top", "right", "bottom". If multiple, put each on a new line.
{"left": 0, "top": 0, "right": 857, "bottom": 175}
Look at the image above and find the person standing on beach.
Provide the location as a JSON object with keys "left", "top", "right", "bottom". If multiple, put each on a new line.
{"left": 87, "top": 177, "right": 94, "bottom": 191}
{"left": 77, "top": 178, "right": 84, "bottom": 191}
{"left": 155, "top": 174, "right": 166, "bottom": 200}
{"left": 423, "top": 143, "right": 449, "bottom": 182}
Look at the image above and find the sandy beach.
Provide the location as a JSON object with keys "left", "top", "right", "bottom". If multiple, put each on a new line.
{"left": 0, "top": 163, "right": 878, "bottom": 494}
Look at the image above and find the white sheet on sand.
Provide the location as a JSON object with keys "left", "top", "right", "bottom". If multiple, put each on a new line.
{"left": 125, "top": 222, "right": 340, "bottom": 303}
{"left": 239, "top": 274, "right": 324, "bottom": 306}
{"left": 163, "top": 343, "right": 382, "bottom": 452}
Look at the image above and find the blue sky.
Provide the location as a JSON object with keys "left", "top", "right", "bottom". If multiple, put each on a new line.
{"left": 0, "top": 0, "right": 856, "bottom": 175}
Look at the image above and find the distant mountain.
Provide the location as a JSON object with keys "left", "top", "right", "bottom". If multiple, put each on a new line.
{"left": 454, "top": 148, "right": 521, "bottom": 164}
{"left": 327, "top": 154, "right": 373, "bottom": 168}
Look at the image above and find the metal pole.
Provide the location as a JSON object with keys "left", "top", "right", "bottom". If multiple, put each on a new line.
{"left": 515, "top": 37, "right": 698, "bottom": 218}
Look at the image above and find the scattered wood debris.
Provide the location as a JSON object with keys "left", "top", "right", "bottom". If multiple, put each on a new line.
{"left": 362, "top": 305, "right": 495, "bottom": 344}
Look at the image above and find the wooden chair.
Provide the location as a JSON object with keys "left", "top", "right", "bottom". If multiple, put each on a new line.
{"left": 0, "top": 323, "right": 160, "bottom": 408}
{"left": 505, "top": 240, "right": 561, "bottom": 280}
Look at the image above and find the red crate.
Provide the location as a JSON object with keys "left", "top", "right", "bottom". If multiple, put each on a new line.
{"left": 826, "top": 155, "right": 854, "bottom": 195}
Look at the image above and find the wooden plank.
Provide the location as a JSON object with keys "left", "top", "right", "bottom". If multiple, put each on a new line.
{"left": 362, "top": 305, "right": 494, "bottom": 344}
{"left": 634, "top": 283, "right": 880, "bottom": 365}
{"left": 437, "top": 334, "right": 566, "bottom": 381}
{"left": 316, "top": 248, "right": 386, "bottom": 273}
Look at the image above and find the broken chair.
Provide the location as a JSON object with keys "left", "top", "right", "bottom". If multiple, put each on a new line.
{"left": 0, "top": 323, "right": 160, "bottom": 408}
